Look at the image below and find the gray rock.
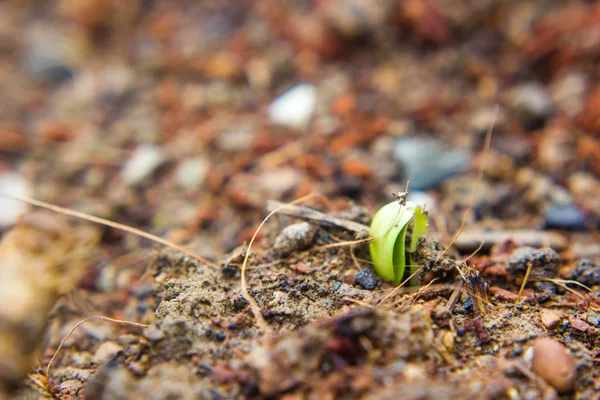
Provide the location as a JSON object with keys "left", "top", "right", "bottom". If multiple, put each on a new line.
{"left": 274, "top": 222, "right": 316, "bottom": 256}
{"left": 571, "top": 259, "right": 600, "bottom": 286}
{"left": 507, "top": 247, "right": 560, "bottom": 278}
{"left": 355, "top": 269, "right": 377, "bottom": 290}
{"left": 543, "top": 204, "right": 586, "bottom": 231}
{"left": 394, "top": 137, "right": 470, "bottom": 190}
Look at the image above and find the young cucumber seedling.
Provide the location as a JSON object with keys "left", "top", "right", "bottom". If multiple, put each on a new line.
{"left": 369, "top": 189, "right": 428, "bottom": 284}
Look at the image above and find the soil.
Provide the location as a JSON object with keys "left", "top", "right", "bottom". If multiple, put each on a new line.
{"left": 0, "top": 1, "right": 599, "bottom": 399}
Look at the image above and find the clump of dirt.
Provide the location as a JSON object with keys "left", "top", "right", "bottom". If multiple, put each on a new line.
{"left": 17, "top": 214, "right": 598, "bottom": 400}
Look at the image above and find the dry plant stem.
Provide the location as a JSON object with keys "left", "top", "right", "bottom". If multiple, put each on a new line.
{"left": 241, "top": 193, "right": 317, "bottom": 333}
{"left": 45, "top": 316, "right": 148, "bottom": 379}
{"left": 443, "top": 281, "right": 465, "bottom": 313}
{"left": 534, "top": 277, "right": 588, "bottom": 300}
{"left": 438, "top": 105, "right": 498, "bottom": 260}
{"left": 517, "top": 262, "right": 532, "bottom": 302}
{"left": 0, "top": 192, "right": 219, "bottom": 269}
{"left": 266, "top": 199, "right": 370, "bottom": 234}
{"left": 534, "top": 277, "right": 592, "bottom": 292}
{"left": 377, "top": 266, "right": 424, "bottom": 306}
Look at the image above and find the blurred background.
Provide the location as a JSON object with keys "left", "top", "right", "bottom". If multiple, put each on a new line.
{"left": 1, "top": 1, "right": 600, "bottom": 397}
{"left": 0, "top": 0, "right": 599, "bottom": 257}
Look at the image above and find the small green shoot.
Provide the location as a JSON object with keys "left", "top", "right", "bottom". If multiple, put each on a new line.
{"left": 369, "top": 190, "right": 428, "bottom": 283}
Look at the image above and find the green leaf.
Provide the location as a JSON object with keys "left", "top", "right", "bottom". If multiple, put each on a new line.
{"left": 369, "top": 201, "right": 415, "bottom": 283}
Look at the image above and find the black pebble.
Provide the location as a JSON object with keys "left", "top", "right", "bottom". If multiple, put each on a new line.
{"left": 355, "top": 269, "right": 377, "bottom": 290}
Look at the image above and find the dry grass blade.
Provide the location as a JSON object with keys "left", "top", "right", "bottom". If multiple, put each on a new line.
{"left": 240, "top": 193, "right": 317, "bottom": 333}
{"left": 0, "top": 192, "right": 218, "bottom": 269}
{"left": 516, "top": 262, "right": 533, "bottom": 302}
{"left": 376, "top": 265, "right": 424, "bottom": 306}
{"left": 45, "top": 316, "right": 148, "bottom": 379}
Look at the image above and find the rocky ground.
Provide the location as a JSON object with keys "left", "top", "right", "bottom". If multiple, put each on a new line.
{"left": 0, "top": 0, "right": 599, "bottom": 399}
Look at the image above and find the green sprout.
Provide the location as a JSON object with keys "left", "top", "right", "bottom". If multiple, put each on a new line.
{"left": 369, "top": 191, "right": 428, "bottom": 283}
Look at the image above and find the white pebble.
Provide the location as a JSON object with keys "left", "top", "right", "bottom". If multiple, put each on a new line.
{"left": 175, "top": 157, "right": 209, "bottom": 190}
{"left": 0, "top": 172, "right": 33, "bottom": 228}
{"left": 93, "top": 341, "right": 123, "bottom": 364}
{"left": 268, "top": 84, "right": 317, "bottom": 129}
{"left": 121, "top": 144, "right": 165, "bottom": 185}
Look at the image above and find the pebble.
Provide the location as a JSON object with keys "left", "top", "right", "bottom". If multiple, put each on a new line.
{"left": 355, "top": 268, "right": 377, "bottom": 290}
{"left": 121, "top": 144, "right": 165, "bottom": 185}
{"left": 571, "top": 259, "right": 600, "bottom": 286}
{"left": 543, "top": 204, "right": 587, "bottom": 230}
{"left": 143, "top": 324, "right": 166, "bottom": 342}
{"left": 585, "top": 312, "right": 599, "bottom": 327}
{"left": 0, "top": 172, "right": 33, "bottom": 228}
{"left": 24, "top": 25, "right": 76, "bottom": 82}
{"left": 570, "top": 318, "right": 590, "bottom": 333}
{"left": 531, "top": 338, "right": 576, "bottom": 393}
{"left": 274, "top": 222, "right": 316, "bottom": 256}
{"left": 93, "top": 341, "right": 123, "bottom": 364}
{"left": 539, "top": 310, "right": 561, "bottom": 330}
{"left": 175, "top": 157, "right": 209, "bottom": 190}
{"left": 216, "top": 126, "right": 255, "bottom": 152}
{"left": 507, "top": 246, "right": 560, "bottom": 278}
{"left": 268, "top": 84, "right": 317, "bottom": 129}
{"left": 394, "top": 136, "right": 470, "bottom": 190}
{"left": 508, "top": 82, "right": 554, "bottom": 129}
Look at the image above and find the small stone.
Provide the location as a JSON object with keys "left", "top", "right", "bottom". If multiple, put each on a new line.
{"left": 25, "top": 25, "right": 76, "bottom": 82}
{"left": 93, "top": 341, "right": 123, "bottom": 364}
{"left": 274, "top": 222, "right": 316, "bottom": 256}
{"left": 508, "top": 82, "right": 554, "bottom": 129}
{"left": 543, "top": 204, "right": 587, "bottom": 230}
{"left": 572, "top": 259, "right": 600, "bottom": 286}
{"left": 585, "top": 312, "right": 600, "bottom": 327}
{"left": 143, "top": 324, "right": 165, "bottom": 342}
{"left": 268, "top": 84, "right": 317, "bottom": 129}
{"left": 570, "top": 318, "right": 590, "bottom": 333}
{"left": 121, "top": 144, "right": 165, "bottom": 185}
{"left": 217, "top": 126, "right": 255, "bottom": 152}
{"left": 531, "top": 338, "right": 576, "bottom": 393}
{"left": 540, "top": 310, "right": 561, "bottom": 329}
{"left": 175, "top": 157, "right": 209, "bottom": 190}
{"left": 0, "top": 172, "right": 33, "bottom": 228}
{"left": 57, "top": 379, "right": 83, "bottom": 397}
{"left": 394, "top": 136, "right": 470, "bottom": 190}
{"left": 355, "top": 268, "right": 377, "bottom": 290}
{"left": 507, "top": 247, "right": 560, "bottom": 278}
{"left": 290, "top": 262, "right": 312, "bottom": 274}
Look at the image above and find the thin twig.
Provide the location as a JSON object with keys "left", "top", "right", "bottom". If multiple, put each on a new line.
{"left": 377, "top": 265, "right": 424, "bottom": 306}
{"left": 266, "top": 199, "right": 370, "bottom": 235}
{"left": 516, "top": 262, "right": 532, "bottom": 302}
{"left": 0, "top": 192, "right": 218, "bottom": 269}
